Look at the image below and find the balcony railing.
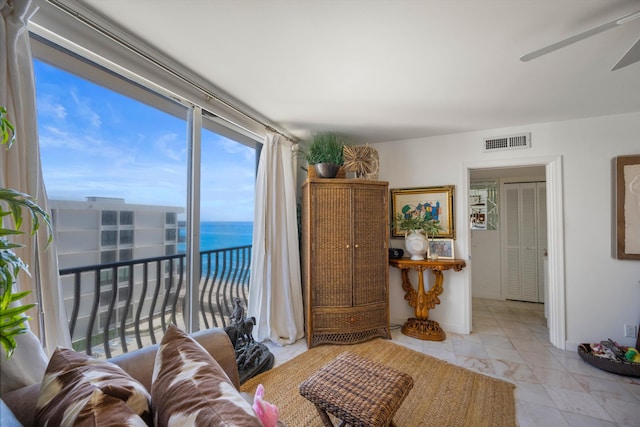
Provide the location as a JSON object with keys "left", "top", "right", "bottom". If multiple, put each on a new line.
{"left": 59, "top": 245, "right": 252, "bottom": 359}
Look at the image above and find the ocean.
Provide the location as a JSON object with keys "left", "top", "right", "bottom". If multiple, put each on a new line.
{"left": 176, "top": 222, "right": 253, "bottom": 276}
{"left": 178, "top": 221, "right": 254, "bottom": 252}
{"left": 200, "top": 221, "right": 253, "bottom": 250}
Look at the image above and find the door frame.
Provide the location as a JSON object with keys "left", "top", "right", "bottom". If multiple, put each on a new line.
{"left": 462, "top": 155, "right": 566, "bottom": 350}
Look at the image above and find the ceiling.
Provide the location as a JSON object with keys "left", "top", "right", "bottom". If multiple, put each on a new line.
{"left": 67, "top": 1, "right": 640, "bottom": 143}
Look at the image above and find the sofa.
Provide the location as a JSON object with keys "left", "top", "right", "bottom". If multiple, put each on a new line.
{"left": 1, "top": 327, "right": 251, "bottom": 426}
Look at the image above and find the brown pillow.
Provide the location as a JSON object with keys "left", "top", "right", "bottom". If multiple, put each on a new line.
{"left": 35, "top": 347, "right": 152, "bottom": 426}
{"left": 151, "top": 324, "right": 261, "bottom": 427}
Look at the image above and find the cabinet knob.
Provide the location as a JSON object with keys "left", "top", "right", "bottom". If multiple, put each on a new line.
{"left": 354, "top": 244, "right": 359, "bottom": 248}
{"left": 346, "top": 244, "right": 350, "bottom": 249}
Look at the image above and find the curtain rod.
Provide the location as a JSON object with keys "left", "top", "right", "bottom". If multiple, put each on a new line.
{"left": 45, "top": 0, "right": 298, "bottom": 144}
{"left": 264, "top": 126, "right": 298, "bottom": 144}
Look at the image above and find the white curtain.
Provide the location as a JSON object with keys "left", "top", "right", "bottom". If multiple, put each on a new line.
{"left": 247, "top": 131, "right": 304, "bottom": 345}
{"left": 1, "top": 0, "right": 71, "bottom": 371}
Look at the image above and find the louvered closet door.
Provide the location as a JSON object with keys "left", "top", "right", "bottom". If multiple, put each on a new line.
{"left": 519, "top": 183, "right": 538, "bottom": 302}
{"left": 503, "top": 182, "right": 544, "bottom": 302}
{"left": 504, "top": 185, "right": 522, "bottom": 300}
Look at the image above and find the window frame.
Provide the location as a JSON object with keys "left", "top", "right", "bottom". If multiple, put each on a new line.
{"left": 29, "top": 26, "right": 261, "bottom": 334}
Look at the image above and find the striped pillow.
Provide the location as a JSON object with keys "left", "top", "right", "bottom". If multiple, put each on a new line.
{"left": 35, "top": 347, "right": 152, "bottom": 426}
{"left": 151, "top": 325, "right": 261, "bottom": 427}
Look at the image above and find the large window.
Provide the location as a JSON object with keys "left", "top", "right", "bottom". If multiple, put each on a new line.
{"left": 199, "top": 120, "right": 255, "bottom": 252}
{"left": 33, "top": 38, "right": 257, "bottom": 356}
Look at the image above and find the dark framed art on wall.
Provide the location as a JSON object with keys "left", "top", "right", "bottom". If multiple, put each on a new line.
{"left": 615, "top": 155, "right": 640, "bottom": 260}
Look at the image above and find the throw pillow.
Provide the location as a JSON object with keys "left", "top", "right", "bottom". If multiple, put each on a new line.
{"left": 35, "top": 347, "right": 152, "bottom": 426}
{"left": 151, "top": 324, "right": 261, "bottom": 427}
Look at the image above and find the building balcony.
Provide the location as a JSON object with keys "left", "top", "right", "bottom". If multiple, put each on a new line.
{"left": 59, "top": 245, "right": 252, "bottom": 359}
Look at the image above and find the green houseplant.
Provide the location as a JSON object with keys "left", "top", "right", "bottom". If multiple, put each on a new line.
{"left": 0, "top": 106, "right": 52, "bottom": 358}
{"left": 393, "top": 212, "right": 442, "bottom": 237}
{"left": 305, "top": 133, "right": 345, "bottom": 178}
{"left": 393, "top": 211, "right": 443, "bottom": 260}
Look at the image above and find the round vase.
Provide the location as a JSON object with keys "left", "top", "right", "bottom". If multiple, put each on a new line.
{"left": 314, "top": 163, "right": 340, "bottom": 178}
{"left": 405, "top": 230, "right": 428, "bottom": 260}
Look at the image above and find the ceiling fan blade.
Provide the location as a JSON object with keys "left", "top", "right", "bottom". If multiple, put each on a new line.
{"left": 520, "top": 9, "right": 640, "bottom": 62}
{"left": 611, "top": 36, "right": 640, "bottom": 70}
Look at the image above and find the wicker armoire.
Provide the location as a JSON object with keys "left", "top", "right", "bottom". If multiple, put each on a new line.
{"left": 301, "top": 178, "right": 391, "bottom": 348}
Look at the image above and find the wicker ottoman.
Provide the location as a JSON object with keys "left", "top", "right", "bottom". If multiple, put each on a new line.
{"left": 299, "top": 352, "right": 414, "bottom": 427}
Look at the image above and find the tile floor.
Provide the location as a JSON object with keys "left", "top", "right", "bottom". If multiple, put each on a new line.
{"left": 265, "top": 298, "right": 640, "bottom": 426}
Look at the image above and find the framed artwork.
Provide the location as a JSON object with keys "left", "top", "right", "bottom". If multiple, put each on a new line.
{"left": 390, "top": 185, "right": 455, "bottom": 238}
{"left": 430, "top": 238, "right": 455, "bottom": 260}
{"left": 615, "top": 155, "right": 640, "bottom": 260}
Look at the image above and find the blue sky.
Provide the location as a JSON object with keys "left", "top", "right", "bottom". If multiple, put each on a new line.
{"left": 34, "top": 59, "right": 256, "bottom": 222}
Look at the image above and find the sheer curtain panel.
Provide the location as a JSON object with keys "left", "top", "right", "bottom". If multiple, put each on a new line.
{"left": 1, "top": 0, "right": 71, "bottom": 393}
{"left": 248, "top": 131, "right": 304, "bottom": 345}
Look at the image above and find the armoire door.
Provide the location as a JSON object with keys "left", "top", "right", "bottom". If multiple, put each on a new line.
{"left": 310, "top": 185, "right": 353, "bottom": 308}
{"left": 351, "top": 185, "right": 388, "bottom": 306}
{"left": 502, "top": 181, "right": 547, "bottom": 302}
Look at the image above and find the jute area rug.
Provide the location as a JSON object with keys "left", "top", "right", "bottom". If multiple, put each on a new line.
{"left": 241, "top": 339, "right": 516, "bottom": 427}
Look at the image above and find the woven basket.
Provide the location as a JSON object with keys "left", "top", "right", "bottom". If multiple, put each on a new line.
{"left": 577, "top": 343, "right": 640, "bottom": 377}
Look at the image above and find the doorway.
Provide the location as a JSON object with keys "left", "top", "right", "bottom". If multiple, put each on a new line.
{"left": 464, "top": 156, "right": 566, "bottom": 350}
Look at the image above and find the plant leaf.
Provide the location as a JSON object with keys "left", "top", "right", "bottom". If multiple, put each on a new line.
{"left": 0, "top": 335, "right": 18, "bottom": 359}
{"left": 0, "top": 314, "right": 32, "bottom": 330}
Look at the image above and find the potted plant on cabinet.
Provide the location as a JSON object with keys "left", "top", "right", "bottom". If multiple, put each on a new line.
{"left": 0, "top": 106, "right": 52, "bottom": 358}
{"left": 393, "top": 212, "right": 442, "bottom": 260}
{"left": 305, "top": 133, "right": 345, "bottom": 178}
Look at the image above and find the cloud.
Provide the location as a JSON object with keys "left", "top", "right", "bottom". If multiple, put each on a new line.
{"left": 39, "top": 126, "right": 81, "bottom": 149}
{"left": 154, "top": 132, "right": 186, "bottom": 161}
{"left": 70, "top": 88, "right": 102, "bottom": 128}
{"left": 219, "top": 138, "right": 254, "bottom": 161}
{"left": 39, "top": 125, "right": 133, "bottom": 162}
{"left": 37, "top": 95, "right": 67, "bottom": 120}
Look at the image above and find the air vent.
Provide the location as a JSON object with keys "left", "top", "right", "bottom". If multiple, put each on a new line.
{"left": 483, "top": 133, "right": 531, "bottom": 152}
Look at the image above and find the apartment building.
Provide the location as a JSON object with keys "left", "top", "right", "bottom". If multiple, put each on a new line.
{"left": 50, "top": 196, "right": 183, "bottom": 269}
{"left": 50, "top": 197, "right": 184, "bottom": 348}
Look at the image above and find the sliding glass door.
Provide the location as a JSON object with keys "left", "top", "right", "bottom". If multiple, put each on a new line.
{"left": 33, "top": 39, "right": 257, "bottom": 357}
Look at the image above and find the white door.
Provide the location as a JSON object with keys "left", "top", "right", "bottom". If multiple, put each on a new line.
{"left": 502, "top": 182, "right": 547, "bottom": 302}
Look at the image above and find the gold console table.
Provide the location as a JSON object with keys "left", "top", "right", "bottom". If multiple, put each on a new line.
{"left": 389, "top": 257, "right": 467, "bottom": 341}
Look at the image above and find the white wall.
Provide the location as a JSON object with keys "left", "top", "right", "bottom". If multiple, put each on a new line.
{"left": 376, "top": 112, "right": 640, "bottom": 350}
{"left": 470, "top": 229, "right": 501, "bottom": 299}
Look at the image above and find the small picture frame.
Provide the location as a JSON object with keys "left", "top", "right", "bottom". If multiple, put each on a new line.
{"left": 429, "top": 238, "right": 454, "bottom": 260}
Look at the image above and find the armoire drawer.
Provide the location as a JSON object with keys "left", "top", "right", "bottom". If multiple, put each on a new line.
{"left": 312, "top": 304, "right": 388, "bottom": 332}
